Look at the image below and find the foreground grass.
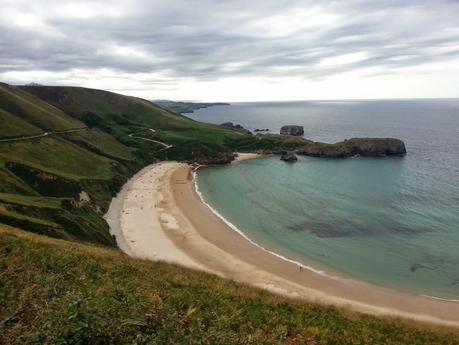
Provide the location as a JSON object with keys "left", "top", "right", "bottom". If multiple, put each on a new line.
{"left": 1, "top": 225, "right": 458, "bottom": 345}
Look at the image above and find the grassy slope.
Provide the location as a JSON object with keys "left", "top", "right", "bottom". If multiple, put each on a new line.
{"left": 0, "top": 136, "right": 116, "bottom": 180}
{"left": 1, "top": 224, "right": 458, "bottom": 345}
{"left": 61, "top": 128, "right": 135, "bottom": 161}
{"left": 22, "top": 85, "right": 313, "bottom": 158}
{"left": 0, "top": 84, "right": 262, "bottom": 244}
{"left": 0, "top": 132, "right": 124, "bottom": 244}
{"left": 0, "top": 83, "right": 83, "bottom": 133}
{"left": 22, "top": 85, "right": 251, "bottom": 160}
{"left": 0, "top": 85, "right": 138, "bottom": 244}
{"left": 0, "top": 109, "right": 42, "bottom": 138}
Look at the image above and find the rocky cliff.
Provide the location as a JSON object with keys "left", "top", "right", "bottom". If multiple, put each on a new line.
{"left": 192, "top": 151, "right": 236, "bottom": 165}
{"left": 220, "top": 122, "right": 252, "bottom": 135}
{"left": 297, "top": 138, "right": 406, "bottom": 158}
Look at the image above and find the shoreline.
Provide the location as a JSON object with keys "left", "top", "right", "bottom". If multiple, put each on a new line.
{"left": 106, "top": 159, "right": 459, "bottom": 328}
{"left": 192, "top": 169, "right": 333, "bottom": 279}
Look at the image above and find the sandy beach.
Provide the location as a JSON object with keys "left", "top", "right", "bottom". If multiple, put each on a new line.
{"left": 105, "top": 158, "right": 459, "bottom": 327}
{"left": 233, "top": 152, "right": 267, "bottom": 162}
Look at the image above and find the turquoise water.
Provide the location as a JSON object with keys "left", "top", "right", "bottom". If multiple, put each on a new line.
{"left": 192, "top": 100, "right": 459, "bottom": 299}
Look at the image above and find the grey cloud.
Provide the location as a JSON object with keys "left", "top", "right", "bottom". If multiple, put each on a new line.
{"left": 1, "top": 0, "right": 459, "bottom": 82}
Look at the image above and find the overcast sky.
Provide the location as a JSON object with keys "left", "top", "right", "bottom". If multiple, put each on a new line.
{"left": 1, "top": 0, "right": 459, "bottom": 101}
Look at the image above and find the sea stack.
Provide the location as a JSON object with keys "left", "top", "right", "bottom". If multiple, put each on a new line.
{"left": 280, "top": 151, "right": 298, "bottom": 162}
{"left": 280, "top": 125, "right": 304, "bottom": 136}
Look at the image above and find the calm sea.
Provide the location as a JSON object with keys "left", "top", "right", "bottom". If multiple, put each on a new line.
{"left": 188, "top": 100, "right": 459, "bottom": 298}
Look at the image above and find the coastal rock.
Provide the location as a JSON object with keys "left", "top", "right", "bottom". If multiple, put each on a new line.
{"left": 220, "top": 122, "right": 252, "bottom": 135}
{"left": 192, "top": 151, "right": 235, "bottom": 165}
{"left": 297, "top": 138, "right": 407, "bottom": 158}
{"left": 344, "top": 138, "right": 407, "bottom": 156}
{"left": 280, "top": 125, "right": 304, "bottom": 136}
{"left": 280, "top": 151, "right": 298, "bottom": 162}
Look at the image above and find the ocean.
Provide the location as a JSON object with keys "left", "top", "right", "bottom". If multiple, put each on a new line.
{"left": 188, "top": 99, "right": 459, "bottom": 299}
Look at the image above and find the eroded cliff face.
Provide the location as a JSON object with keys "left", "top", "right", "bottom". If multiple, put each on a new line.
{"left": 297, "top": 138, "right": 407, "bottom": 158}
{"left": 343, "top": 138, "right": 407, "bottom": 156}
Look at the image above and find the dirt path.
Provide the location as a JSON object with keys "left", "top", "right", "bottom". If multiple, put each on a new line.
{"left": 128, "top": 129, "right": 173, "bottom": 150}
{"left": 0, "top": 127, "right": 87, "bottom": 143}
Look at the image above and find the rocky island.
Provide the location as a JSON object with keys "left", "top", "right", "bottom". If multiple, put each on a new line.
{"left": 280, "top": 125, "right": 304, "bottom": 136}
{"left": 264, "top": 124, "right": 407, "bottom": 158}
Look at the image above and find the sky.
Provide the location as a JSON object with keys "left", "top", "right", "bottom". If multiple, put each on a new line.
{"left": 1, "top": 0, "right": 459, "bottom": 102}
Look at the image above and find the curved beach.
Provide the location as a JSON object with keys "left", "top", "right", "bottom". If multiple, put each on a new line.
{"left": 105, "top": 159, "right": 459, "bottom": 327}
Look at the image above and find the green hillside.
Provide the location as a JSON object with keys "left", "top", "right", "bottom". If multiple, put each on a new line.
{"left": 21, "top": 86, "right": 310, "bottom": 159}
{"left": 0, "top": 85, "right": 135, "bottom": 244}
{"left": 1, "top": 84, "right": 293, "bottom": 244}
{"left": 22, "top": 86, "right": 243, "bottom": 151}
{"left": 0, "top": 108, "right": 42, "bottom": 138}
{"left": 1, "top": 224, "right": 458, "bottom": 345}
{"left": 0, "top": 83, "right": 83, "bottom": 133}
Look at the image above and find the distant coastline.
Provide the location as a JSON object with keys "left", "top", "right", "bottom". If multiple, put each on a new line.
{"left": 153, "top": 100, "right": 230, "bottom": 113}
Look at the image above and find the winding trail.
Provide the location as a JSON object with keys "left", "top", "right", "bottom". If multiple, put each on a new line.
{"left": 0, "top": 127, "right": 87, "bottom": 143}
{"left": 0, "top": 127, "right": 173, "bottom": 153}
{"left": 128, "top": 129, "right": 173, "bottom": 150}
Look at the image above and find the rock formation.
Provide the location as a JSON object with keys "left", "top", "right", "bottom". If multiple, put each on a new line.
{"left": 297, "top": 138, "right": 406, "bottom": 158}
{"left": 192, "top": 151, "right": 236, "bottom": 165}
{"left": 220, "top": 122, "right": 252, "bottom": 135}
{"left": 280, "top": 151, "right": 298, "bottom": 162}
{"left": 280, "top": 125, "right": 304, "bottom": 136}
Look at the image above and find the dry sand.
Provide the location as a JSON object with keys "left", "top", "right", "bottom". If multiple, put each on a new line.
{"left": 104, "top": 162, "right": 204, "bottom": 270}
{"left": 233, "top": 152, "right": 268, "bottom": 162}
{"left": 105, "top": 159, "right": 459, "bottom": 328}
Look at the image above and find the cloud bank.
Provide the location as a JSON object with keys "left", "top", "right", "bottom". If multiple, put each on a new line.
{"left": 1, "top": 0, "right": 459, "bottom": 100}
